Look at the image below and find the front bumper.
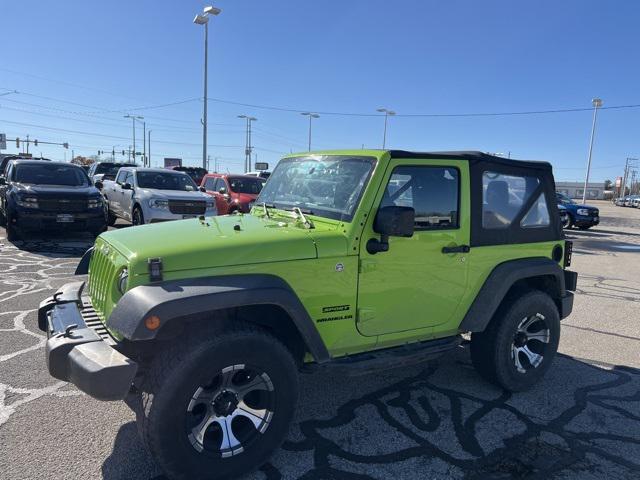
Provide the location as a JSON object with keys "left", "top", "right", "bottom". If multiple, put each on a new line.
{"left": 14, "top": 209, "right": 106, "bottom": 231}
{"left": 38, "top": 282, "right": 137, "bottom": 401}
{"left": 573, "top": 214, "right": 599, "bottom": 227}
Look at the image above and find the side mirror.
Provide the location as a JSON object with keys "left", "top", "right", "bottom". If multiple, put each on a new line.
{"left": 199, "top": 186, "right": 206, "bottom": 192}
{"left": 122, "top": 182, "right": 132, "bottom": 190}
{"left": 367, "top": 206, "right": 414, "bottom": 254}
{"left": 0, "top": 177, "right": 6, "bottom": 186}
{"left": 218, "top": 187, "right": 227, "bottom": 194}
{"left": 94, "top": 180, "right": 103, "bottom": 190}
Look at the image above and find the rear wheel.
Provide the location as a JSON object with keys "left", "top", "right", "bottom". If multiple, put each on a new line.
{"left": 132, "top": 206, "right": 144, "bottom": 226}
{"left": 134, "top": 324, "right": 298, "bottom": 480}
{"left": 470, "top": 290, "right": 560, "bottom": 392}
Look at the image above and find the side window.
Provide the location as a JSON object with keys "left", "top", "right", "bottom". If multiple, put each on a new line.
{"left": 482, "top": 172, "right": 539, "bottom": 229}
{"left": 382, "top": 166, "right": 459, "bottom": 230}
{"left": 115, "top": 170, "right": 127, "bottom": 185}
{"left": 124, "top": 172, "right": 134, "bottom": 186}
{"left": 214, "top": 178, "right": 225, "bottom": 192}
{"left": 520, "top": 193, "right": 550, "bottom": 228}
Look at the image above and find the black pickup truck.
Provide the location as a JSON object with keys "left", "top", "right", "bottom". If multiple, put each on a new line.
{"left": 0, "top": 160, "right": 107, "bottom": 241}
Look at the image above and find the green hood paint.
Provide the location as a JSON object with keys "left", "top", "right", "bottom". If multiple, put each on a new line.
{"left": 101, "top": 213, "right": 347, "bottom": 276}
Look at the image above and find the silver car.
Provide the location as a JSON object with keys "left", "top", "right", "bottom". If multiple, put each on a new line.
{"left": 103, "top": 167, "right": 216, "bottom": 226}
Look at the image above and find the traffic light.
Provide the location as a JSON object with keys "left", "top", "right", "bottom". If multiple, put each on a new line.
{"left": 121, "top": 150, "right": 125, "bottom": 156}
{"left": 34, "top": 139, "right": 38, "bottom": 146}
{"left": 16, "top": 138, "right": 20, "bottom": 148}
{"left": 63, "top": 143, "right": 69, "bottom": 149}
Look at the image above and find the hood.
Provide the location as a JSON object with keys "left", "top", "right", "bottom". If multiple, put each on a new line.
{"left": 139, "top": 189, "right": 210, "bottom": 201}
{"left": 102, "top": 213, "right": 345, "bottom": 276}
{"left": 16, "top": 184, "right": 100, "bottom": 197}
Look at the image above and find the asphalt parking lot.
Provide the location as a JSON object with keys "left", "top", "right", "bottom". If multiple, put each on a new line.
{"left": 0, "top": 201, "right": 639, "bottom": 480}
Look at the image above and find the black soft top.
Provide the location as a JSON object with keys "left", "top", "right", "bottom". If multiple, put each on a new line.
{"left": 388, "top": 150, "right": 552, "bottom": 172}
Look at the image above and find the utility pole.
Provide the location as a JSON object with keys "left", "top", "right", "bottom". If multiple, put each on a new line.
{"left": 26, "top": 135, "right": 30, "bottom": 154}
{"left": 582, "top": 98, "right": 603, "bottom": 204}
{"left": 124, "top": 114, "right": 144, "bottom": 164}
{"left": 147, "top": 131, "right": 151, "bottom": 167}
{"left": 142, "top": 121, "right": 146, "bottom": 167}
{"left": 238, "top": 115, "right": 257, "bottom": 172}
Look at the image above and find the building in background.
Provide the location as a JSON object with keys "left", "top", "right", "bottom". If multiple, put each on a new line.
{"left": 555, "top": 181, "right": 608, "bottom": 200}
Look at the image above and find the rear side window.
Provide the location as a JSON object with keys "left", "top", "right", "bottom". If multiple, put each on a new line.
{"left": 382, "top": 166, "right": 459, "bottom": 230}
{"left": 482, "top": 172, "right": 540, "bottom": 229}
{"left": 520, "top": 193, "right": 550, "bottom": 228}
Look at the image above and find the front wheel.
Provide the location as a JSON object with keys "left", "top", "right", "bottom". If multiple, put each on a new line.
{"left": 135, "top": 324, "right": 299, "bottom": 480}
{"left": 470, "top": 290, "right": 560, "bottom": 392}
{"left": 132, "top": 206, "right": 144, "bottom": 226}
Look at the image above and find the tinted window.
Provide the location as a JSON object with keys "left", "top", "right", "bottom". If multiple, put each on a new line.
{"left": 382, "top": 166, "right": 459, "bottom": 230}
{"left": 14, "top": 164, "right": 89, "bottom": 187}
{"left": 137, "top": 172, "right": 198, "bottom": 191}
{"left": 482, "top": 172, "right": 539, "bottom": 229}
{"left": 228, "top": 177, "right": 264, "bottom": 194}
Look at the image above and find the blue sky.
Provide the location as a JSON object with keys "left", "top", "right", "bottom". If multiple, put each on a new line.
{"left": 1, "top": 0, "right": 638, "bottom": 182}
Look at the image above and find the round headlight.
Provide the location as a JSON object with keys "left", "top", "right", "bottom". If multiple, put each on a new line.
{"left": 117, "top": 268, "right": 129, "bottom": 294}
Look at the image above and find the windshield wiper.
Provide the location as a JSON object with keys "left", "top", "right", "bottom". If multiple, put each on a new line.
{"left": 261, "top": 202, "right": 275, "bottom": 218}
{"left": 290, "top": 207, "right": 314, "bottom": 229}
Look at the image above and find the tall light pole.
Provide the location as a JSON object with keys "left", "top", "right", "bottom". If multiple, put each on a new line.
{"left": 194, "top": 5, "right": 222, "bottom": 170}
{"left": 238, "top": 115, "right": 257, "bottom": 172}
{"left": 376, "top": 108, "right": 396, "bottom": 149}
{"left": 301, "top": 112, "right": 320, "bottom": 151}
{"left": 124, "top": 114, "right": 144, "bottom": 163}
{"left": 582, "top": 98, "right": 603, "bottom": 204}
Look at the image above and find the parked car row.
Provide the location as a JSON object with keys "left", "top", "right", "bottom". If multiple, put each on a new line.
{"left": 614, "top": 195, "right": 640, "bottom": 207}
{"left": 0, "top": 157, "right": 269, "bottom": 240}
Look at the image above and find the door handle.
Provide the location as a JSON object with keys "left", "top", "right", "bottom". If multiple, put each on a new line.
{"left": 442, "top": 245, "right": 470, "bottom": 254}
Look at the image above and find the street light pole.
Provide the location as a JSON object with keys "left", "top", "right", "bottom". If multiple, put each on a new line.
{"left": 582, "top": 98, "right": 603, "bottom": 204}
{"left": 148, "top": 130, "right": 152, "bottom": 167}
{"left": 301, "top": 112, "right": 320, "bottom": 151}
{"left": 194, "top": 5, "right": 222, "bottom": 170}
{"left": 376, "top": 108, "right": 396, "bottom": 149}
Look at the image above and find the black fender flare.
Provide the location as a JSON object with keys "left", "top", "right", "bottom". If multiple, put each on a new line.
{"left": 107, "top": 274, "right": 331, "bottom": 363}
{"left": 459, "top": 257, "right": 568, "bottom": 332}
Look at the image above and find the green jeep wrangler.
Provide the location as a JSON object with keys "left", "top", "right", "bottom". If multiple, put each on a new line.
{"left": 39, "top": 150, "right": 577, "bottom": 480}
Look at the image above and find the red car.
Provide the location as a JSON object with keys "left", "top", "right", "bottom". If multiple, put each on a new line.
{"left": 200, "top": 173, "right": 265, "bottom": 214}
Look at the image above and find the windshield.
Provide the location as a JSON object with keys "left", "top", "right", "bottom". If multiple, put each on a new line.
{"left": 228, "top": 176, "right": 264, "bottom": 195}
{"left": 137, "top": 171, "right": 198, "bottom": 191}
{"left": 257, "top": 155, "right": 376, "bottom": 221}
{"left": 95, "top": 163, "right": 135, "bottom": 178}
{"left": 14, "top": 163, "right": 89, "bottom": 187}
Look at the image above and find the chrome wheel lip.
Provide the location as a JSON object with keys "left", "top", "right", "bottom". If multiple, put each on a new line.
{"left": 511, "top": 313, "right": 550, "bottom": 374}
{"left": 186, "top": 363, "right": 275, "bottom": 458}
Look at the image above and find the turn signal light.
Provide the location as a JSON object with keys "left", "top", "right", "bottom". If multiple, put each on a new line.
{"left": 145, "top": 316, "right": 161, "bottom": 331}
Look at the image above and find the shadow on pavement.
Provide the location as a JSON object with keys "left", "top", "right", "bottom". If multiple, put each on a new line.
{"left": 101, "top": 349, "right": 640, "bottom": 480}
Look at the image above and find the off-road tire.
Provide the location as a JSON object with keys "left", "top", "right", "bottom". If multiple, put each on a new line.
{"left": 470, "top": 289, "right": 560, "bottom": 392}
{"left": 132, "top": 206, "right": 144, "bottom": 226}
{"left": 133, "top": 323, "right": 299, "bottom": 480}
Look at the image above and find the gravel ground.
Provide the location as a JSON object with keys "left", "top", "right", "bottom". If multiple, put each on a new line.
{"left": 0, "top": 202, "right": 639, "bottom": 480}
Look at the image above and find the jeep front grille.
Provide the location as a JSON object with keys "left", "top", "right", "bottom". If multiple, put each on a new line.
{"left": 88, "top": 244, "right": 118, "bottom": 320}
{"left": 81, "top": 298, "right": 115, "bottom": 346}
{"left": 168, "top": 200, "right": 206, "bottom": 215}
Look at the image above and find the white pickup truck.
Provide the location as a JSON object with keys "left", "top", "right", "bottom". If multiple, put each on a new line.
{"left": 102, "top": 167, "right": 216, "bottom": 226}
